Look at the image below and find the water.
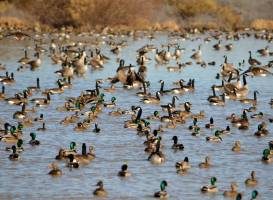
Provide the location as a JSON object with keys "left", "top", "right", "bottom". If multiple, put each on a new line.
{"left": 0, "top": 31, "right": 272, "bottom": 200}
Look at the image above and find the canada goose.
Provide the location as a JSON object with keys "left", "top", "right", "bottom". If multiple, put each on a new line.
{"left": 243, "top": 66, "right": 273, "bottom": 77}
{"left": 207, "top": 86, "right": 220, "bottom": 102}
{"left": 136, "top": 81, "right": 150, "bottom": 97}
{"left": 209, "top": 94, "right": 225, "bottom": 106}
{"left": 223, "top": 182, "right": 238, "bottom": 197}
{"left": 0, "top": 86, "right": 6, "bottom": 100}
{"left": 27, "top": 78, "right": 41, "bottom": 93}
{"left": 148, "top": 137, "right": 165, "bottom": 164}
{"left": 233, "top": 75, "right": 249, "bottom": 97}
{"left": 37, "top": 123, "right": 46, "bottom": 131}
{"left": 4, "top": 31, "right": 32, "bottom": 40}
{"left": 142, "top": 91, "right": 161, "bottom": 104}
{"left": 232, "top": 141, "right": 241, "bottom": 152}
{"left": 0, "top": 71, "right": 9, "bottom": 81}
{"left": 154, "top": 180, "right": 168, "bottom": 198}
{"left": 74, "top": 51, "right": 88, "bottom": 76}
{"left": 191, "top": 45, "right": 202, "bottom": 60}
{"left": 205, "top": 117, "right": 214, "bottom": 129}
{"left": 167, "top": 63, "right": 184, "bottom": 72}
{"left": 27, "top": 52, "right": 42, "bottom": 70}
{"left": 201, "top": 177, "right": 218, "bottom": 193}
{"left": 58, "top": 77, "right": 72, "bottom": 89}
{"left": 118, "top": 163, "right": 131, "bottom": 177}
{"left": 170, "top": 79, "right": 185, "bottom": 94}
{"left": 9, "top": 146, "right": 20, "bottom": 161}
{"left": 155, "top": 49, "right": 166, "bottom": 64}
{"left": 257, "top": 46, "right": 269, "bottom": 56}
{"left": 93, "top": 123, "right": 101, "bottom": 133}
{"left": 93, "top": 180, "right": 107, "bottom": 197}
{"left": 214, "top": 80, "right": 225, "bottom": 91}
{"left": 104, "top": 84, "right": 115, "bottom": 93}
{"left": 44, "top": 81, "right": 64, "bottom": 94}
{"left": 199, "top": 156, "right": 211, "bottom": 168}
{"left": 48, "top": 163, "right": 62, "bottom": 176}
{"left": 171, "top": 136, "right": 184, "bottom": 150}
{"left": 18, "top": 49, "right": 30, "bottom": 64}
{"left": 161, "top": 96, "right": 178, "bottom": 111}
{"left": 13, "top": 104, "right": 27, "bottom": 119}
{"left": 1, "top": 72, "right": 15, "bottom": 85}
{"left": 248, "top": 51, "right": 261, "bottom": 65}
{"left": 6, "top": 92, "right": 27, "bottom": 105}
{"left": 31, "top": 93, "right": 50, "bottom": 106}
{"left": 245, "top": 171, "right": 258, "bottom": 186}
{"left": 160, "top": 104, "right": 175, "bottom": 122}
{"left": 240, "top": 90, "right": 259, "bottom": 105}
{"left": 225, "top": 43, "right": 233, "bottom": 51}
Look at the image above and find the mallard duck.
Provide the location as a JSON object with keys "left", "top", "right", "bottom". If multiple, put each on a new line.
{"left": 74, "top": 120, "right": 91, "bottom": 132}
{"left": 6, "top": 139, "right": 24, "bottom": 152}
{"left": 192, "top": 126, "right": 201, "bottom": 136}
{"left": 250, "top": 190, "right": 259, "bottom": 200}
{"left": 232, "top": 141, "right": 241, "bottom": 152}
{"left": 9, "top": 145, "right": 20, "bottom": 161}
{"left": 171, "top": 136, "right": 184, "bottom": 150}
{"left": 175, "top": 157, "right": 191, "bottom": 170}
{"left": 154, "top": 180, "right": 168, "bottom": 198}
{"left": 201, "top": 177, "right": 218, "bottom": 193}
{"left": 147, "top": 111, "right": 160, "bottom": 120}
{"left": 93, "top": 180, "right": 107, "bottom": 197}
{"left": 48, "top": 163, "right": 62, "bottom": 176}
{"left": 199, "top": 156, "right": 211, "bottom": 168}
{"left": 251, "top": 112, "right": 264, "bottom": 119}
{"left": 118, "top": 163, "right": 131, "bottom": 177}
{"left": 206, "top": 130, "right": 222, "bottom": 142}
{"left": 261, "top": 149, "right": 272, "bottom": 163}
{"left": 245, "top": 171, "right": 258, "bottom": 186}
{"left": 66, "top": 154, "right": 80, "bottom": 168}
{"left": 104, "top": 96, "right": 116, "bottom": 108}
{"left": 188, "top": 118, "right": 199, "bottom": 130}
{"left": 254, "top": 123, "right": 269, "bottom": 137}
{"left": 29, "top": 132, "right": 40, "bottom": 145}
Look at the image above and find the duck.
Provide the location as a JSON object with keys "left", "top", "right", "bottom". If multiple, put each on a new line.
{"left": 37, "top": 123, "right": 46, "bottom": 131}
{"left": 254, "top": 123, "right": 269, "bottom": 137}
{"left": 245, "top": 171, "right": 258, "bottom": 186}
{"left": 34, "top": 114, "right": 44, "bottom": 122}
{"left": 188, "top": 118, "right": 199, "bottom": 130}
{"left": 104, "top": 97, "right": 116, "bottom": 108}
{"left": 176, "top": 157, "right": 191, "bottom": 170}
{"left": 93, "top": 180, "right": 107, "bottom": 197}
{"left": 147, "top": 111, "right": 160, "bottom": 120}
{"left": 27, "top": 78, "right": 41, "bottom": 93}
{"left": 142, "top": 91, "right": 161, "bottom": 104}
{"left": 104, "top": 84, "right": 115, "bottom": 93}
{"left": 191, "top": 111, "right": 205, "bottom": 120}
{"left": 170, "top": 79, "right": 185, "bottom": 94}
{"left": 232, "top": 141, "right": 241, "bottom": 152}
{"left": 0, "top": 85, "right": 6, "bottom": 100}
{"left": 223, "top": 182, "right": 239, "bottom": 197}
{"left": 191, "top": 45, "right": 202, "bottom": 60}
{"left": 9, "top": 145, "right": 20, "bottom": 161}
{"left": 243, "top": 66, "right": 273, "bottom": 77}
{"left": 66, "top": 154, "right": 80, "bottom": 168}
{"left": 159, "top": 80, "right": 172, "bottom": 95}
{"left": 251, "top": 112, "right": 264, "bottom": 119}
{"left": 29, "top": 132, "right": 40, "bottom": 145}
{"left": 213, "top": 40, "right": 221, "bottom": 50}
{"left": 261, "top": 149, "right": 272, "bottom": 163}
{"left": 118, "top": 163, "right": 131, "bottom": 177}
{"left": 171, "top": 136, "right": 184, "bottom": 150}
{"left": 206, "top": 130, "right": 223, "bottom": 142}
{"left": 250, "top": 190, "right": 259, "bottom": 200}
{"left": 6, "top": 139, "right": 24, "bottom": 152}
{"left": 44, "top": 80, "right": 64, "bottom": 94}
{"left": 154, "top": 180, "right": 168, "bottom": 198}
{"left": 198, "top": 156, "right": 211, "bottom": 168}
{"left": 205, "top": 117, "right": 215, "bottom": 129}
{"left": 248, "top": 51, "right": 261, "bottom": 66}
{"left": 74, "top": 120, "right": 91, "bottom": 132}
{"left": 225, "top": 43, "right": 233, "bottom": 51}
{"left": 240, "top": 90, "right": 259, "bottom": 105}
{"left": 161, "top": 96, "right": 178, "bottom": 112}
{"left": 201, "top": 177, "right": 218, "bottom": 193}
{"left": 48, "top": 163, "right": 62, "bottom": 176}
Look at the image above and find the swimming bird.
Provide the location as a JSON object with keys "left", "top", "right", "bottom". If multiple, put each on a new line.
{"left": 29, "top": 132, "right": 40, "bottom": 145}
{"left": 232, "top": 141, "right": 241, "bottom": 152}
{"left": 48, "top": 162, "right": 62, "bottom": 176}
{"left": 201, "top": 177, "right": 218, "bottom": 193}
{"left": 223, "top": 182, "right": 239, "bottom": 197}
{"left": 245, "top": 171, "right": 258, "bottom": 186}
{"left": 199, "top": 156, "right": 211, "bottom": 168}
{"left": 118, "top": 163, "right": 131, "bottom": 177}
{"left": 171, "top": 136, "right": 184, "bottom": 150}
{"left": 154, "top": 180, "right": 168, "bottom": 198}
{"left": 93, "top": 180, "right": 107, "bottom": 197}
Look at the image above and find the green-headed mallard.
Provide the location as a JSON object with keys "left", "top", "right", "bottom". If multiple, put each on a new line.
{"left": 154, "top": 180, "right": 168, "bottom": 198}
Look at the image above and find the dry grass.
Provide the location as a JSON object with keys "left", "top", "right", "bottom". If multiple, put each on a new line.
{"left": 251, "top": 19, "right": 273, "bottom": 30}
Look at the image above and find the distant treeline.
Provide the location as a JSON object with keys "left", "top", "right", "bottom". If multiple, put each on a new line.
{"left": 0, "top": 0, "right": 272, "bottom": 30}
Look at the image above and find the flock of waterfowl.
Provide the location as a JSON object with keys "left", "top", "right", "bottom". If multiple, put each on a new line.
{"left": 0, "top": 28, "right": 273, "bottom": 199}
